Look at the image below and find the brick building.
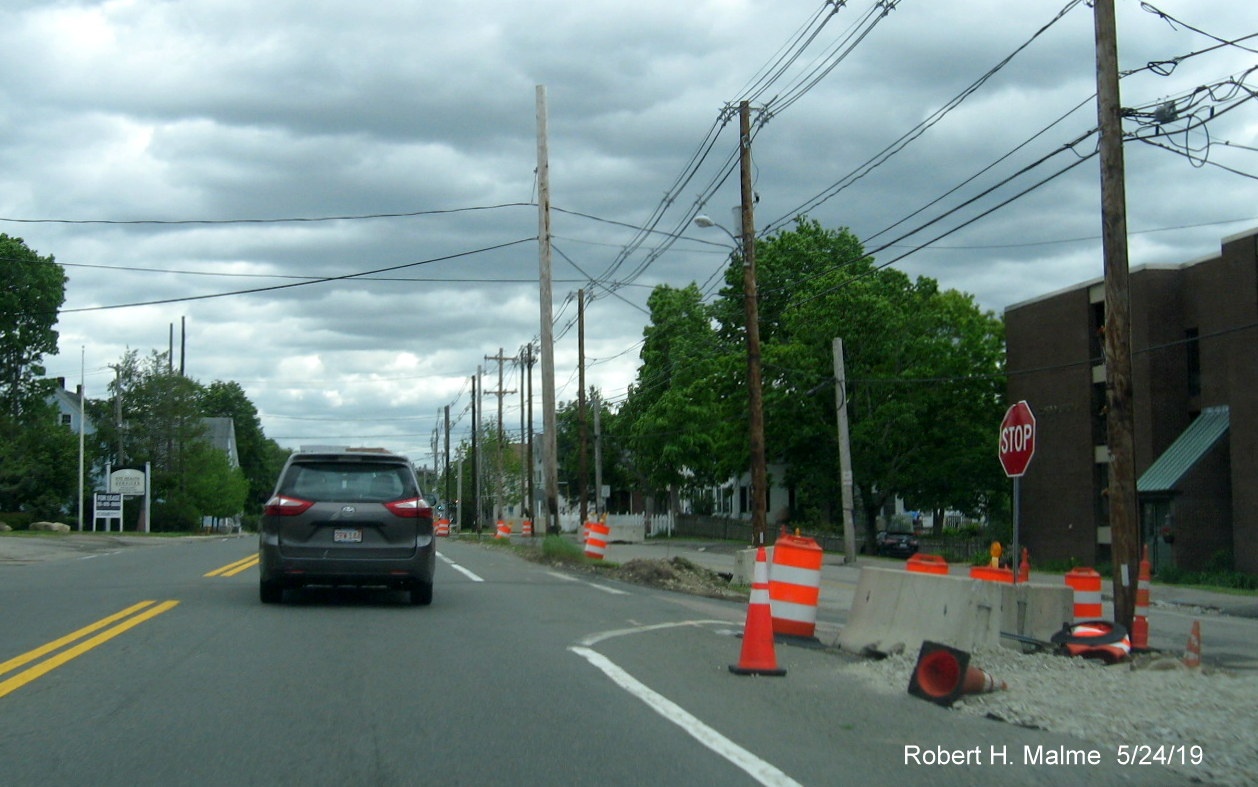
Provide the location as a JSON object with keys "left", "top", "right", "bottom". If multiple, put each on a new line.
{"left": 1005, "top": 226, "right": 1258, "bottom": 574}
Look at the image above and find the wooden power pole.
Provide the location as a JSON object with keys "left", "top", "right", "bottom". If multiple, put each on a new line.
{"left": 1094, "top": 0, "right": 1138, "bottom": 629}
{"left": 537, "top": 85, "right": 561, "bottom": 535}
{"left": 739, "top": 100, "right": 768, "bottom": 547}
{"left": 578, "top": 289, "right": 589, "bottom": 525}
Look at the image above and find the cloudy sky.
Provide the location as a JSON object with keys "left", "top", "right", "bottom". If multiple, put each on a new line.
{"left": 6, "top": 0, "right": 1255, "bottom": 464}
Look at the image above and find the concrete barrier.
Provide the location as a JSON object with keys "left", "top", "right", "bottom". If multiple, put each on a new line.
{"left": 838, "top": 567, "right": 1075, "bottom": 657}
{"left": 999, "top": 581, "right": 1074, "bottom": 647}
{"left": 840, "top": 567, "right": 1003, "bottom": 656}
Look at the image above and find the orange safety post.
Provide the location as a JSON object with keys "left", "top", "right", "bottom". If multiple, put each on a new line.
{"left": 1064, "top": 567, "right": 1103, "bottom": 621}
{"left": 1018, "top": 547, "right": 1030, "bottom": 583}
{"left": 906, "top": 554, "right": 949, "bottom": 575}
{"left": 769, "top": 529, "right": 824, "bottom": 639}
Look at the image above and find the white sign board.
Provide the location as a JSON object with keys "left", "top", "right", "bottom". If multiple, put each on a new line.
{"left": 111, "top": 468, "right": 147, "bottom": 495}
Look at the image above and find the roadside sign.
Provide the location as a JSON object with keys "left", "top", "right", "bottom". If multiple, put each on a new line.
{"left": 94, "top": 491, "right": 123, "bottom": 532}
{"left": 998, "top": 401, "right": 1036, "bottom": 478}
{"left": 110, "top": 468, "right": 146, "bottom": 495}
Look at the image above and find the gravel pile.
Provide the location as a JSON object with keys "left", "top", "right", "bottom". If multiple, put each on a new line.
{"left": 841, "top": 646, "right": 1258, "bottom": 786}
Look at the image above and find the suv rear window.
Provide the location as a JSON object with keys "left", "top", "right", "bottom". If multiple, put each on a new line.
{"left": 281, "top": 461, "right": 418, "bottom": 503}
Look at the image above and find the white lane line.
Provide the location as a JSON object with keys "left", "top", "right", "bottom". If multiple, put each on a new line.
{"left": 546, "top": 571, "right": 627, "bottom": 595}
{"left": 570, "top": 645, "right": 801, "bottom": 787}
{"left": 437, "top": 552, "right": 484, "bottom": 582}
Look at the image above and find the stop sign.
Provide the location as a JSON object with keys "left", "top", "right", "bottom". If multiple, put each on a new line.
{"left": 998, "top": 401, "right": 1036, "bottom": 478}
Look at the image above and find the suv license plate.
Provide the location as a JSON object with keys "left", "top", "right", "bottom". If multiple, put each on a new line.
{"left": 333, "top": 528, "right": 363, "bottom": 543}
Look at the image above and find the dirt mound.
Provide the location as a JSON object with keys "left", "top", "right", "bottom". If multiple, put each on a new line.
{"left": 611, "top": 557, "right": 745, "bottom": 601}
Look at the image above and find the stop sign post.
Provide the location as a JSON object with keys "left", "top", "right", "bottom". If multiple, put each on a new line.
{"left": 999, "top": 401, "right": 1036, "bottom": 582}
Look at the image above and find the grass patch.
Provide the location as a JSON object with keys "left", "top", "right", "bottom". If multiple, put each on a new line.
{"left": 541, "top": 535, "right": 590, "bottom": 566}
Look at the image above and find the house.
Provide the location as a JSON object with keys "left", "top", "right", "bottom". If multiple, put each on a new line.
{"left": 1004, "top": 226, "right": 1258, "bottom": 574}
{"left": 49, "top": 377, "right": 93, "bottom": 436}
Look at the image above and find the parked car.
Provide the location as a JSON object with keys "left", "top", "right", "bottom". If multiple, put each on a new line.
{"left": 874, "top": 530, "right": 919, "bottom": 558}
{"left": 258, "top": 449, "right": 436, "bottom": 605}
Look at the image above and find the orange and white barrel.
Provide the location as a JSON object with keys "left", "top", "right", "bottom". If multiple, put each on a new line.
{"left": 584, "top": 520, "right": 609, "bottom": 560}
{"left": 1064, "top": 567, "right": 1103, "bottom": 621}
{"left": 495, "top": 521, "right": 511, "bottom": 539}
{"left": 436, "top": 518, "right": 450, "bottom": 537}
{"left": 522, "top": 519, "right": 533, "bottom": 537}
{"left": 769, "top": 532, "right": 823, "bottom": 638}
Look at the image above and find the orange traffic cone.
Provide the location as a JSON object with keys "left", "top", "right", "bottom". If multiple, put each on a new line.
{"left": 908, "top": 641, "right": 1006, "bottom": 706}
{"left": 1132, "top": 545, "right": 1152, "bottom": 650}
{"left": 1183, "top": 620, "right": 1202, "bottom": 668}
{"left": 729, "top": 547, "right": 786, "bottom": 676}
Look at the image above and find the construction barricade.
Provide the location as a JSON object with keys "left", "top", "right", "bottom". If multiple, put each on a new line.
{"left": 584, "top": 520, "right": 609, "bottom": 560}
{"left": 436, "top": 518, "right": 450, "bottom": 537}
{"left": 495, "top": 521, "right": 511, "bottom": 540}
{"left": 906, "top": 554, "right": 948, "bottom": 575}
{"left": 1064, "top": 567, "right": 1103, "bottom": 620}
{"left": 522, "top": 519, "right": 533, "bottom": 537}
{"left": 969, "top": 566, "right": 1014, "bottom": 583}
{"left": 769, "top": 530, "right": 823, "bottom": 639}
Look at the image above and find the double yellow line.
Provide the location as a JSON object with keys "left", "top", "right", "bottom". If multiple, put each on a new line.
{"left": 0, "top": 600, "right": 179, "bottom": 699}
{"left": 205, "top": 554, "right": 259, "bottom": 577}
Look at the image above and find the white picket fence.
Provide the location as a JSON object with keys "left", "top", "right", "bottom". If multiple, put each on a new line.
{"left": 556, "top": 511, "right": 675, "bottom": 542}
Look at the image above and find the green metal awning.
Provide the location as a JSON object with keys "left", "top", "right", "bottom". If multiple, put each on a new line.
{"left": 1137, "top": 406, "right": 1230, "bottom": 494}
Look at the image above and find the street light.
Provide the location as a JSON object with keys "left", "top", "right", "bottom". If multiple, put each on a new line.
{"left": 693, "top": 208, "right": 769, "bottom": 548}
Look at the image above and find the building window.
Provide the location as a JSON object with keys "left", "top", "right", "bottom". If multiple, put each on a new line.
{"left": 60, "top": 414, "right": 73, "bottom": 427}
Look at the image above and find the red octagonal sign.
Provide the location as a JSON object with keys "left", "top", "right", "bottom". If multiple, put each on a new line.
{"left": 999, "top": 401, "right": 1036, "bottom": 478}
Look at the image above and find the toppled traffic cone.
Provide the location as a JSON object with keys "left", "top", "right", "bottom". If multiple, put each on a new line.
{"left": 729, "top": 546, "right": 786, "bottom": 676}
{"left": 907, "top": 641, "right": 1006, "bottom": 707}
{"left": 1183, "top": 620, "right": 1202, "bottom": 668}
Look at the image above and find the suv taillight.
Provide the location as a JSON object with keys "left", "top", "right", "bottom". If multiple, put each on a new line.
{"left": 384, "top": 498, "right": 433, "bottom": 519}
{"left": 264, "top": 495, "right": 313, "bottom": 516}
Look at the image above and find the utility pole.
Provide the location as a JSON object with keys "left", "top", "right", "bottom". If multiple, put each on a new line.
{"left": 537, "top": 84, "right": 560, "bottom": 535}
{"left": 593, "top": 389, "right": 604, "bottom": 517}
{"left": 739, "top": 99, "right": 768, "bottom": 547}
{"left": 471, "top": 370, "right": 480, "bottom": 534}
{"left": 485, "top": 348, "right": 517, "bottom": 522}
{"left": 443, "top": 405, "right": 451, "bottom": 511}
{"left": 1094, "top": 0, "right": 1137, "bottom": 629}
{"left": 578, "top": 289, "right": 589, "bottom": 525}
{"left": 524, "top": 343, "right": 536, "bottom": 521}
{"left": 833, "top": 339, "right": 858, "bottom": 564}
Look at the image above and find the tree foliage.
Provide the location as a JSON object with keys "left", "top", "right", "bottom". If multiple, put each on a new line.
{"left": 618, "top": 217, "right": 1007, "bottom": 535}
{"left": 0, "top": 235, "right": 66, "bottom": 421}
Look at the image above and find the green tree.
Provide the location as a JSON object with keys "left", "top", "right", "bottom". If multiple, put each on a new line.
{"left": 618, "top": 284, "right": 726, "bottom": 498}
{"left": 554, "top": 388, "right": 633, "bottom": 515}
{"left": 656, "top": 217, "right": 1009, "bottom": 537}
{"left": 0, "top": 400, "right": 82, "bottom": 520}
{"left": 0, "top": 235, "right": 66, "bottom": 420}
{"left": 200, "top": 380, "right": 286, "bottom": 512}
{"left": 182, "top": 438, "right": 250, "bottom": 521}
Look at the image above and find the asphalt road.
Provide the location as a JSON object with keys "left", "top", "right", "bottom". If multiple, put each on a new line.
{"left": 0, "top": 535, "right": 1191, "bottom": 785}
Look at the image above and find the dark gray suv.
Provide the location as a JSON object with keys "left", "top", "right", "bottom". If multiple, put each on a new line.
{"left": 258, "top": 449, "right": 436, "bottom": 605}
